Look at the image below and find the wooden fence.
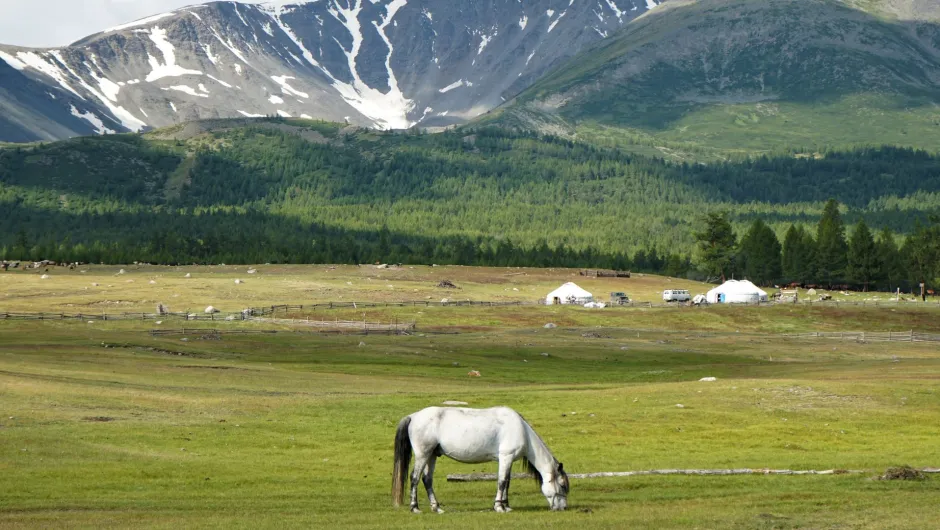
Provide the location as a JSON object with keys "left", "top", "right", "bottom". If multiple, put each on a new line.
{"left": 250, "top": 317, "right": 416, "bottom": 333}
{"left": 147, "top": 325, "right": 413, "bottom": 337}
{"left": 0, "top": 311, "right": 253, "bottom": 322}
{"left": 782, "top": 330, "right": 940, "bottom": 343}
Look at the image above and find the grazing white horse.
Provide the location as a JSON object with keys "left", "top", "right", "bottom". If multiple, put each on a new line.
{"left": 392, "top": 406, "right": 569, "bottom": 513}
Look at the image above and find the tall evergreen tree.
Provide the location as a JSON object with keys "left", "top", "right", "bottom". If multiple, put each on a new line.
{"left": 903, "top": 220, "right": 940, "bottom": 289}
{"left": 781, "top": 225, "right": 802, "bottom": 282}
{"left": 739, "top": 219, "right": 782, "bottom": 286}
{"left": 846, "top": 219, "right": 878, "bottom": 291}
{"left": 694, "top": 211, "right": 737, "bottom": 282}
{"left": 876, "top": 228, "right": 903, "bottom": 291}
{"left": 799, "top": 230, "right": 818, "bottom": 284}
{"left": 815, "top": 199, "right": 848, "bottom": 286}
{"left": 781, "top": 225, "right": 817, "bottom": 284}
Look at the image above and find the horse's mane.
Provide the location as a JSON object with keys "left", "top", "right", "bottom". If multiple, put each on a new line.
{"left": 522, "top": 456, "right": 543, "bottom": 486}
{"left": 518, "top": 412, "right": 556, "bottom": 486}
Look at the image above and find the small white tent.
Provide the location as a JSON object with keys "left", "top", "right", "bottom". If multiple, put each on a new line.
{"left": 546, "top": 282, "right": 593, "bottom": 305}
{"left": 706, "top": 280, "right": 768, "bottom": 304}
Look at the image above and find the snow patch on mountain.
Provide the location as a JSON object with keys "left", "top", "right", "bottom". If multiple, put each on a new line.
{"left": 202, "top": 44, "right": 220, "bottom": 65}
{"left": 105, "top": 12, "right": 176, "bottom": 33}
{"left": 207, "top": 74, "right": 233, "bottom": 88}
{"left": 146, "top": 27, "right": 202, "bottom": 82}
{"left": 70, "top": 105, "right": 115, "bottom": 135}
{"left": 272, "top": 75, "right": 309, "bottom": 98}
{"left": 326, "top": 0, "right": 414, "bottom": 129}
{"left": 16, "top": 51, "right": 83, "bottom": 98}
{"left": 164, "top": 85, "right": 208, "bottom": 98}
{"left": 0, "top": 50, "right": 25, "bottom": 70}
{"left": 439, "top": 79, "right": 465, "bottom": 93}
{"left": 548, "top": 11, "right": 566, "bottom": 32}
{"left": 478, "top": 30, "right": 496, "bottom": 55}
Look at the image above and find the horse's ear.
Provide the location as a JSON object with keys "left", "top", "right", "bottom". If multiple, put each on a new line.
{"left": 558, "top": 462, "right": 564, "bottom": 472}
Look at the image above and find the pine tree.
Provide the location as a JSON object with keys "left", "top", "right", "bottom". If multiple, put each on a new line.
{"left": 739, "top": 219, "right": 782, "bottom": 286}
{"left": 846, "top": 220, "right": 878, "bottom": 291}
{"left": 799, "top": 230, "right": 818, "bottom": 284}
{"left": 694, "top": 212, "right": 737, "bottom": 282}
{"left": 876, "top": 228, "right": 903, "bottom": 291}
{"left": 781, "top": 225, "right": 802, "bottom": 282}
{"left": 903, "top": 220, "right": 940, "bottom": 289}
{"left": 815, "top": 199, "right": 848, "bottom": 286}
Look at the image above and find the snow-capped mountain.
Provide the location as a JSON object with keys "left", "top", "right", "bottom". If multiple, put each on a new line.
{"left": 0, "top": 0, "right": 657, "bottom": 142}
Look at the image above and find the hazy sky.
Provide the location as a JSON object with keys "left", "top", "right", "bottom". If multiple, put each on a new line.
{"left": 0, "top": 1, "right": 269, "bottom": 48}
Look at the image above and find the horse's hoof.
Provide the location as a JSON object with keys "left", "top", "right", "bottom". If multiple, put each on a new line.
{"left": 494, "top": 504, "right": 511, "bottom": 513}
{"left": 410, "top": 507, "right": 421, "bottom": 514}
{"left": 432, "top": 506, "right": 445, "bottom": 514}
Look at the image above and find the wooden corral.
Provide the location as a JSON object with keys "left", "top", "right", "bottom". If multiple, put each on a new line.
{"left": 581, "top": 269, "right": 631, "bottom": 278}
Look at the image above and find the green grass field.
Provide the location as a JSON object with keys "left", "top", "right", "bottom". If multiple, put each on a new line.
{"left": 2, "top": 266, "right": 939, "bottom": 528}
{"left": 0, "top": 264, "right": 922, "bottom": 315}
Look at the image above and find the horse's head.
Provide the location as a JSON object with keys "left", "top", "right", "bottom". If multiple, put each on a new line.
{"left": 541, "top": 461, "right": 569, "bottom": 511}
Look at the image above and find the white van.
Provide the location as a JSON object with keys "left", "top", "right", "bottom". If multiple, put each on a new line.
{"left": 663, "top": 289, "right": 691, "bottom": 302}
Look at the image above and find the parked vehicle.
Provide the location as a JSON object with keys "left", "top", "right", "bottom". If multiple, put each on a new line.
{"left": 610, "top": 292, "right": 631, "bottom": 305}
{"left": 663, "top": 289, "right": 691, "bottom": 302}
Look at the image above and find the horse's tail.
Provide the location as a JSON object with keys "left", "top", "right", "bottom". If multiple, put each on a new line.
{"left": 391, "top": 415, "right": 412, "bottom": 507}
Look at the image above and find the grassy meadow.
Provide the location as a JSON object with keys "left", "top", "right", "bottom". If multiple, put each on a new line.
{"left": 0, "top": 264, "right": 921, "bottom": 315}
{"left": 2, "top": 265, "right": 940, "bottom": 528}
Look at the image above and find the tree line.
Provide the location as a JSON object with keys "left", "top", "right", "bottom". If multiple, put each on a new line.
{"left": 1, "top": 122, "right": 940, "bottom": 287}
{"left": 696, "top": 199, "right": 938, "bottom": 291}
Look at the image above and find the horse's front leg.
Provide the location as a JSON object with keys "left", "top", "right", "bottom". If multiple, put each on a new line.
{"left": 422, "top": 455, "right": 444, "bottom": 513}
{"left": 493, "top": 454, "right": 514, "bottom": 513}
{"left": 410, "top": 453, "right": 429, "bottom": 513}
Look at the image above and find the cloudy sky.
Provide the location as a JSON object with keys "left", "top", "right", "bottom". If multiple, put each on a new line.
{"left": 0, "top": 1, "right": 269, "bottom": 48}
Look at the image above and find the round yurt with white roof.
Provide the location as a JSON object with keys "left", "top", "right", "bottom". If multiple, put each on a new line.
{"left": 545, "top": 282, "right": 593, "bottom": 305}
{"left": 706, "top": 280, "right": 768, "bottom": 304}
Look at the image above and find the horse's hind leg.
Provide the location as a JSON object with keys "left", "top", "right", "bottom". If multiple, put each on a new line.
{"left": 423, "top": 455, "right": 444, "bottom": 513}
{"left": 493, "top": 454, "right": 514, "bottom": 513}
{"left": 410, "top": 452, "right": 429, "bottom": 513}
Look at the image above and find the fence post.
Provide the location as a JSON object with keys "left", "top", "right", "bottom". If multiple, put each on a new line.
{"left": 910, "top": 329, "right": 914, "bottom": 342}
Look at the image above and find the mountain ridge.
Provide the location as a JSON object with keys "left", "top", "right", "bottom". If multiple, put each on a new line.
{"left": 488, "top": 0, "right": 940, "bottom": 154}
{"left": 0, "top": 0, "right": 654, "bottom": 142}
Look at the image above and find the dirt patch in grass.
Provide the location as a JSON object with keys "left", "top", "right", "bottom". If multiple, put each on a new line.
{"left": 82, "top": 416, "right": 115, "bottom": 422}
{"left": 148, "top": 348, "right": 204, "bottom": 358}
{"left": 881, "top": 466, "right": 927, "bottom": 481}
{"left": 176, "top": 365, "right": 248, "bottom": 371}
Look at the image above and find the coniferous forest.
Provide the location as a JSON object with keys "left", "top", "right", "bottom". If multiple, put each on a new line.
{"left": 1, "top": 120, "right": 939, "bottom": 290}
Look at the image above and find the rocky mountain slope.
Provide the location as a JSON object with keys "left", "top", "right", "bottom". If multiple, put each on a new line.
{"left": 491, "top": 0, "right": 940, "bottom": 153}
{"left": 0, "top": 0, "right": 653, "bottom": 142}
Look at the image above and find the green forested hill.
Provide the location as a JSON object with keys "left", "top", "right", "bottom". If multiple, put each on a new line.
{"left": 1, "top": 119, "right": 939, "bottom": 278}
{"left": 490, "top": 0, "right": 940, "bottom": 156}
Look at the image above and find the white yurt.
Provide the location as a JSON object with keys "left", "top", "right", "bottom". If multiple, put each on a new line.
{"left": 545, "top": 282, "right": 593, "bottom": 305}
{"left": 706, "top": 280, "right": 768, "bottom": 304}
